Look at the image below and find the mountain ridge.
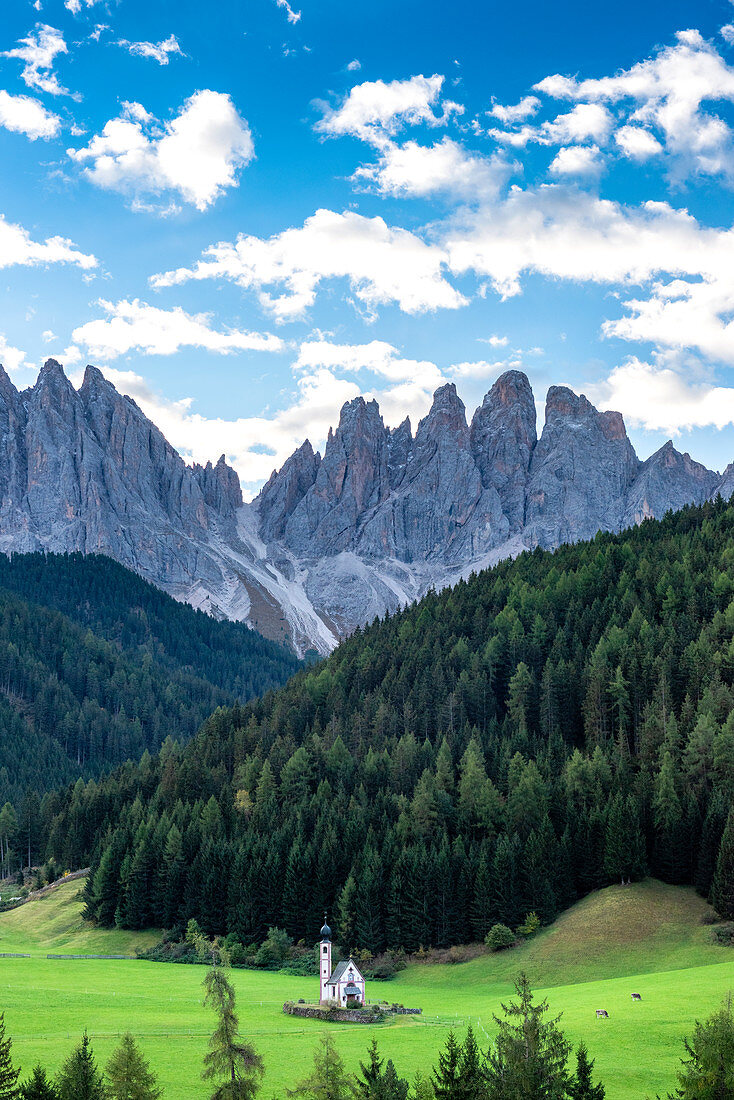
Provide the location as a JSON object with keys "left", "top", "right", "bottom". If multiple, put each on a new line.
{"left": 0, "top": 358, "right": 727, "bottom": 655}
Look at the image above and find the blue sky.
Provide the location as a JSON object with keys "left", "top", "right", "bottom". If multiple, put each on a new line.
{"left": 3, "top": 0, "right": 734, "bottom": 494}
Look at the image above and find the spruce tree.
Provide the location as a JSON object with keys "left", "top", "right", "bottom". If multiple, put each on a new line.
{"left": 484, "top": 973, "right": 571, "bottom": 1100}
{"left": 0, "top": 1014, "right": 20, "bottom": 1100}
{"left": 105, "top": 1034, "right": 161, "bottom": 1100}
{"left": 568, "top": 1043, "right": 605, "bottom": 1100}
{"left": 202, "top": 960, "right": 264, "bottom": 1100}
{"left": 432, "top": 1032, "right": 462, "bottom": 1100}
{"left": 666, "top": 995, "right": 734, "bottom": 1099}
{"left": 711, "top": 807, "right": 734, "bottom": 920}
{"left": 56, "top": 1034, "right": 105, "bottom": 1100}
{"left": 20, "top": 1065, "right": 57, "bottom": 1100}
{"left": 458, "top": 1025, "right": 486, "bottom": 1100}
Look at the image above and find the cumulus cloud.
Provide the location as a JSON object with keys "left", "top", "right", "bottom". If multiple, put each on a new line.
{"left": 489, "top": 103, "right": 613, "bottom": 147}
{"left": 2, "top": 24, "right": 69, "bottom": 96}
{"left": 535, "top": 30, "right": 734, "bottom": 181}
{"left": 151, "top": 208, "right": 467, "bottom": 319}
{"left": 615, "top": 124, "right": 663, "bottom": 160}
{"left": 488, "top": 95, "right": 540, "bottom": 124}
{"left": 722, "top": 24, "right": 734, "bottom": 46}
{"left": 67, "top": 92, "right": 254, "bottom": 211}
{"left": 71, "top": 299, "right": 284, "bottom": 360}
{"left": 354, "top": 137, "right": 511, "bottom": 200}
{"left": 549, "top": 144, "right": 604, "bottom": 176}
{"left": 118, "top": 35, "right": 183, "bottom": 65}
{"left": 592, "top": 357, "right": 734, "bottom": 435}
{"left": 0, "top": 215, "right": 97, "bottom": 271}
{"left": 0, "top": 335, "right": 34, "bottom": 380}
{"left": 315, "top": 74, "right": 461, "bottom": 148}
{"left": 0, "top": 90, "right": 60, "bottom": 139}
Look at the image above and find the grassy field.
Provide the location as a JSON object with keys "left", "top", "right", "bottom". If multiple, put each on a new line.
{"left": 0, "top": 878, "right": 732, "bottom": 1098}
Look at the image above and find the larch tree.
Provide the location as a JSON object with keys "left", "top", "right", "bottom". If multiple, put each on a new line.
{"left": 666, "top": 995, "right": 734, "bottom": 1100}
{"left": 286, "top": 1034, "right": 354, "bottom": 1100}
{"left": 105, "top": 1033, "right": 161, "bottom": 1100}
{"left": 202, "top": 956, "right": 264, "bottom": 1100}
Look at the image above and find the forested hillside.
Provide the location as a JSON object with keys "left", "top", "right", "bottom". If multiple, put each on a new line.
{"left": 40, "top": 502, "right": 734, "bottom": 947}
{"left": 0, "top": 553, "right": 299, "bottom": 802}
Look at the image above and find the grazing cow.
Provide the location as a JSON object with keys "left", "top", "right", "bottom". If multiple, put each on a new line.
{"left": 596, "top": 1009, "right": 609, "bottom": 1018}
{"left": 631, "top": 993, "right": 642, "bottom": 1001}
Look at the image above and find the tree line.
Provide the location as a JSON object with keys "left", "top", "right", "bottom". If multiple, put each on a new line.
{"left": 0, "top": 552, "right": 298, "bottom": 806}
{"left": 27, "top": 500, "right": 734, "bottom": 948}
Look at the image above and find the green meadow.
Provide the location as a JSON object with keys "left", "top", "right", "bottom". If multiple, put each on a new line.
{"left": 0, "top": 877, "right": 732, "bottom": 1098}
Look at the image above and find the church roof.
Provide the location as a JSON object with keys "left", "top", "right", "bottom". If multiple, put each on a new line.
{"left": 327, "top": 957, "right": 362, "bottom": 985}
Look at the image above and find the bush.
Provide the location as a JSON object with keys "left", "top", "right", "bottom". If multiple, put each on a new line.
{"left": 254, "top": 926, "right": 293, "bottom": 968}
{"left": 710, "top": 922, "right": 734, "bottom": 946}
{"left": 485, "top": 923, "right": 517, "bottom": 951}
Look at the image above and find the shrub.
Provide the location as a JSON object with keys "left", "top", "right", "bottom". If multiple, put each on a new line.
{"left": 710, "top": 922, "right": 734, "bottom": 946}
{"left": 485, "top": 923, "right": 517, "bottom": 951}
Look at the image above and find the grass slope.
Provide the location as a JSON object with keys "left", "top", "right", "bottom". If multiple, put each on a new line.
{"left": 1, "top": 879, "right": 732, "bottom": 1099}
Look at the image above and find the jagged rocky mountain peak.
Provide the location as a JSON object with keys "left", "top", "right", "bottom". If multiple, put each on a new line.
{"left": 0, "top": 357, "right": 730, "bottom": 656}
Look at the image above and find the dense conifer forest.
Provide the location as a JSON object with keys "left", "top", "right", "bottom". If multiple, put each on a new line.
{"left": 0, "top": 553, "right": 299, "bottom": 802}
{"left": 31, "top": 502, "right": 734, "bottom": 946}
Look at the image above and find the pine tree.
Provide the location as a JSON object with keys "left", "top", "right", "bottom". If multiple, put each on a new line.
{"left": 286, "top": 1034, "right": 354, "bottom": 1100}
{"left": 432, "top": 1032, "right": 462, "bottom": 1100}
{"left": 105, "top": 1034, "right": 161, "bottom": 1100}
{"left": 568, "top": 1043, "right": 605, "bottom": 1100}
{"left": 0, "top": 1015, "right": 20, "bottom": 1100}
{"left": 355, "top": 1041, "right": 408, "bottom": 1100}
{"left": 20, "top": 1065, "right": 57, "bottom": 1100}
{"left": 56, "top": 1034, "right": 106, "bottom": 1100}
{"left": 711, "top": 807, "right": 734, "bottom": 920}
{"left": 202, "top": 961, "right": 264, "bottom": 1100}
{"left": 484, "top": 973, "right": 571, "bottom": 1100}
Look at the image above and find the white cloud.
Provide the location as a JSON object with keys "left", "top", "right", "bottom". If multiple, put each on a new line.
{"left": 0, "top": 215, "right": 97, "bottom": 271}
{"left": 315, "top": 74, "right": 461, "bottom": 148}
{"left": 71, "top": 299, "right": 284, "bottom": 360}
{"left": 67, "top": 92, "right": 254, "bottom": 212}
{"left": 489, "top": 103, "right": 613, "bottom": 148}
{"left": 592, "top": 357, "right": 734, "bottom": 434}
{"left": 446, "top": 186, "right": 734, "bottom": 300}
{"left": 354, "top": 137, "right": 511, "bottom": 200}
{"left": 0, "top": 335, "right": 34, "bottom": 379}
{"left": 602, "top": 275, "right": 734, "bottom": 365}
{"left": 64, "top": 0, "right": 105, "bottom": 12}
{"left": 722, "top": 24, "right": 734, "bottom": 46}
{"left": 488, "top": 95, "right": 540, "bottom": 124}
{"left": 118, "top": 35, "right": 183, "bottom": 66}
{"left": 479, "top": 334, "right": 509, "bottom": 347}
{"left": 535, "top": 30, "right": 734, "bottom": 180}
{"left": 0, "top": 90, "right": 60, "bottom": 139}
{"left": 151, "top": 208, "right": 467, "bottom": 319}
{"left": 2, "top": 24, "right": 69, "bottom": 96}
{"left": 549, "top": 144, "right": 604, "bottom": 176}
{"left": 615, "top": 124, "right": 663, "bottom": 160}
{"left": 275, "top": 0, "right": 301, "bottom": 23}
{"left": 449, "top": 356, "right": 522, "bottom": 380}
{"left": 346, "top": 59, "right": 361, "bottom": 72}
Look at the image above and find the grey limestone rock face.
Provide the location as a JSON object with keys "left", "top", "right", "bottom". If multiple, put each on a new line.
{"left": 282, "top": 397, "right": 391, "bottom": 556}
{"left": 624, "top": 441, "right": 719, "bottom": 527}
{"left": 0, "top": 357, "right": 729, "bottom": 656}
{"left": 470, "top": 369, "right": 537, "bottom": 533}
{"left": 525, "top": 385, "right": 640, "bottom": 548}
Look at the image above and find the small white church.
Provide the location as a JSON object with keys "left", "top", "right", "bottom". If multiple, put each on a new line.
{"left": 318, "top": 918, "right": 366, "bottom": 1007}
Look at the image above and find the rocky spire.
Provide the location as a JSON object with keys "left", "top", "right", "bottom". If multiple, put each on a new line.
{"left": 525, "top": 385, "right": 640, "bottom": 548}
{"left": 470, "top": 369, "right": 537, "bottom": 533}
{"left": 257, "top": 440, "right": 321, "bottom": 542}
{"left": 624, "top": 440, "right": 719, "bottom": 527}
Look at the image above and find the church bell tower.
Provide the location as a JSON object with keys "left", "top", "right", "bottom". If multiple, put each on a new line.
{"left": 319, "top": 915, "right": 332, "bottom": 1004}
